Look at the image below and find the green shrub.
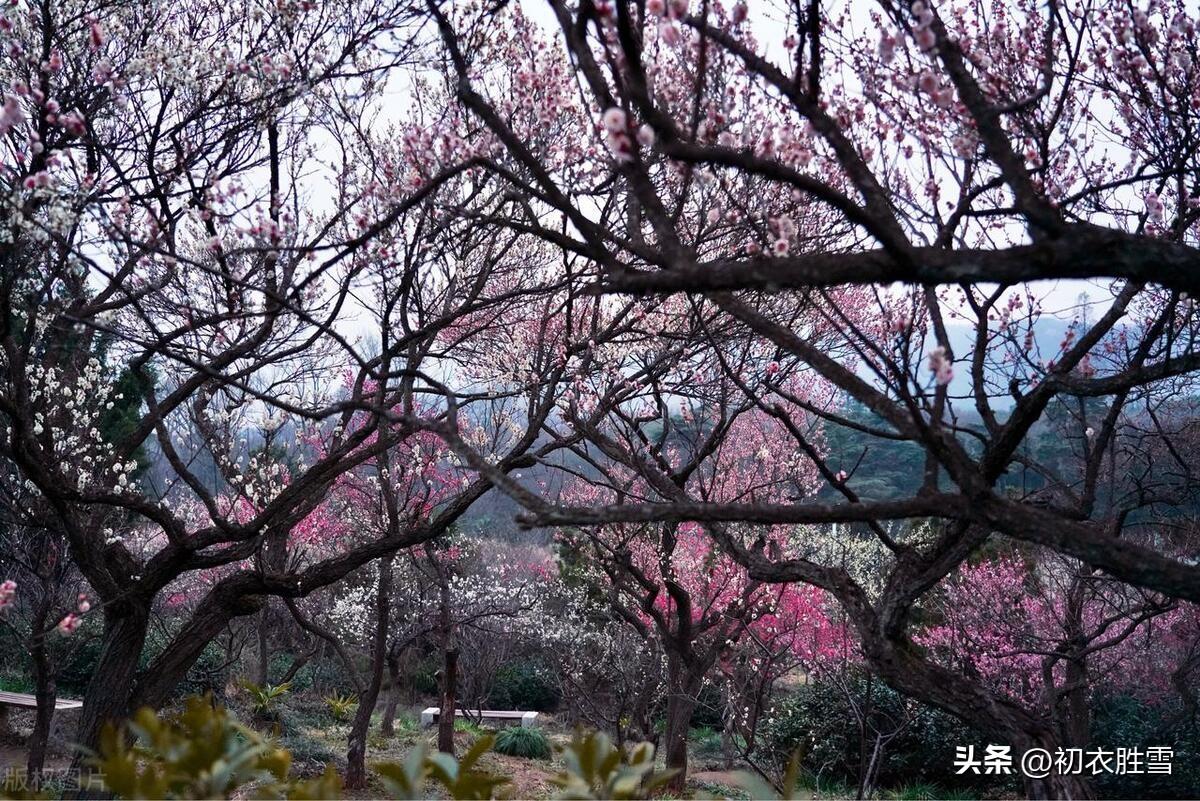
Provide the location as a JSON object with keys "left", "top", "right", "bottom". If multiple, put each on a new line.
{"left": 689, "top": 682, "right": 724, "bottom": 728}
{"left": 0, "top": 671, "right": 35, "bottom": 694}
{"left": 376, "top": 735, "right": 508, "bottom": 800}
{"left": 74, "top": 694, "right": 753, "bottom": 801}
{"left": 486, "top": 661, "right": 560, "bottom": 712}
{"left": 1089, "top": 693, "right": 1200, "bottom": 800}
{"left": 88, "top": 695, "right": 467, "bottom": 800}
{"left": 691, "top": 778, "right": 751, "bottom": 800}
{"left": 179, "top": 640, "right": 232, "bottom": 698}
{"left": 690, "top": 725, "right": 724, "bottom": 759}
{"left": 279, "top": 731, "right": 341, "bottom": 772}
{"left": 55, "top": 616, "right": 105, "bottom": 693}
{"left": 126, "top": 624, "right": 230, "bottom": 699}
{"left": 90, "top": 694, "right": 331, "bottom": 800}
{"left": 323, "top": 691, "right": 358, "bottom": 722}
{"left": 268, "top": 653, "right": 315, "bottom": 692}
{"left": 883, "top": 781, "right": 941, "bottom": 800}
{"left": 761, "top": 675, "right": 998, "bottom": 793}
{"left": 241, "top": 680, "right": 292, "bottom": 722}
{"left": 391, "top": 713, "right": 419, "bottom": 733}
{"left": 411, "top": 663, "right": 440, "bottom": 695}
{"left": 493, "top": 726, "right": 552, "bottom": 759}
{"left": 454, "top": 717, "right": 487, "bottom": 736}
{"left": 552, "top": 730, "right": 676, "bottom": 799}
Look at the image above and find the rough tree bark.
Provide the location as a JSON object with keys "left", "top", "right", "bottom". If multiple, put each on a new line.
{"left": 431, "top": 543, "right": 459, "bottom": 755}
{"left": 73, "top": 603, "right": 150, "bottom": 758}
{"left": 1056, "top": 579, "right": 1093, "bottom": 752}
{"left": 854, "top": 626, "right": 1098, "bottom": 800}
{"left": 662, "top": 654, "right": 703, "bottom": 793}
{"left": 380, "top": 647, "right": 402, "bottom": 737}
{"left": 346, "top": 554, "right": 394, "bottom": 789}
{"left": 26, "top": 584, "right": 55, "bottom": 784}
{"left": 133, "top": 578, "right": 268, "bottom": 711}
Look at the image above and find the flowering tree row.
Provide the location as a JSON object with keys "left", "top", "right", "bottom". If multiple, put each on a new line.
{"left": 418, "top": 1, "right": 1200, "bottom": 797}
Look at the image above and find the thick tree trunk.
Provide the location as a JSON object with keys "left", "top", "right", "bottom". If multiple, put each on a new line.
{"left": 435, "top": 550, "right": 458, "bottom": 756}
{"left": 1055, "top": 581, "right": 1092, "bottom": 752}
{"left": 27, "top": 683, "right": 55, "bottom": 786}
{"left": 134, "top": 576, "right": 266, "bottom": 710}
{"left": 346, "top": 555, "right": 393, "bottom": 789}
{"left": 27, "top": 633, "right": 54, "bottom": 786}
{"left": 74, "top": 605, "right": 149, "bottom": 756}
{"left": 380, "top": 649, "right": 401, "bottom": 737}
{"left": 663, "top": 657, "right": 701, "bottom": 793}
{"left": 438, "top": 647, "right": 458, "bottom": 755}
{"left": 632, "top": 682, "right": 657, "bottom": 747}
{"left": 1058, "top": 653, "right": 1092, "bottom": 750}
{"left": 662, "top": 694, "right": 696, "bottom": 791}
{"left": 26, "top": 587, "right": 54, "bottom": 784}
{"left": 854, "top": 626, "right": 1097, "bottom": 800}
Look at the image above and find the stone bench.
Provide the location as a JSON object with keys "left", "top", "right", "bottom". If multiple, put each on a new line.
{"left": 420, "top": 707, "right": 539, "bottom": 728}
{"left": 0, "top": 690, "right": 84, "bottom": 749}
